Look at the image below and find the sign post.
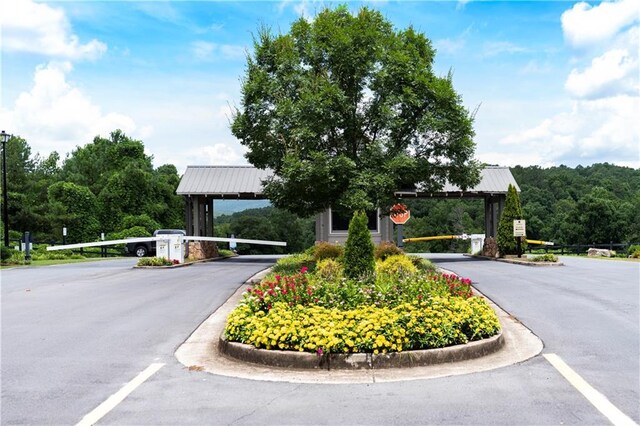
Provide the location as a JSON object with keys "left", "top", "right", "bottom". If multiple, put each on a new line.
{"left": 513, "top": 220, "right": 526, "bottom": 258}
{"left": 390, "top": 204, "right": 411, "bottom": 248}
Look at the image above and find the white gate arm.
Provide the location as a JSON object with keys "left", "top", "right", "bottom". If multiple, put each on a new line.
{"left": 183, "top": 236, "right": 286, "bottom": 247}
{"left": 47, "top": 237, "right": 166, "bottom": 251}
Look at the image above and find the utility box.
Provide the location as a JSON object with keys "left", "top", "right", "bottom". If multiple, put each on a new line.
{"left": 155, "top": 233, "right": 185, "bottom": 264}
{"left": 470, "top": 234, "right": 486, "bottom": 255}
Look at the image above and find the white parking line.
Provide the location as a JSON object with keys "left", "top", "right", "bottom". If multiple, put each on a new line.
{"left": 544, "top": 353, "right": 637, "bottom": 426}
{"left": 76, "top": 363, "right": 165, "bottom": 426}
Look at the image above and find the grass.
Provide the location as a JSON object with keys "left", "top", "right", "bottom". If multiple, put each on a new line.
{"left": 0, "top": 257, "right": 128, "bottom": 269}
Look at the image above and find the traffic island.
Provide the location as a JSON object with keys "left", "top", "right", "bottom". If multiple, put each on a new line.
{"left": 175, "top": 275, "right": 543, "bottom": 384}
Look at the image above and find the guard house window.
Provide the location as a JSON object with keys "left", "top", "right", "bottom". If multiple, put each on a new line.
{"left": 331, "top": 209, "right": 379, "bottom": 232}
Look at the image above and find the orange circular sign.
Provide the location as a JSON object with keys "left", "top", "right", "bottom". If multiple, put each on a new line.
{"left": 390, "top": 204, "right": 410, "bottom": 225}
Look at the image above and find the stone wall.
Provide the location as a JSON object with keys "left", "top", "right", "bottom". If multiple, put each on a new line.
{"left": 188, "top": 241, "right": 219, "bottom": 260}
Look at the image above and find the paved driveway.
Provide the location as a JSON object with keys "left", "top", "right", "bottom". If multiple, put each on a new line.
{"left": 1, "top": 255, "right": 638, "bottom": 425}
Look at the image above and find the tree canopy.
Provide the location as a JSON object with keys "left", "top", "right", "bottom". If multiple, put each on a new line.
{"left": 232, "top": 6, "right": 479, "bottom": 217}
{"left": 2, "top": 130, "right": 184, "bottom": 243}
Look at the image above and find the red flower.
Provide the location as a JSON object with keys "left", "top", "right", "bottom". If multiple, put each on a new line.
{"left": 300, "top": 266, "right": 308, "bottom": 274}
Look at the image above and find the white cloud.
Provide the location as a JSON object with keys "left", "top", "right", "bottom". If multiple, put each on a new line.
{"left": 190, "top": 41, "right": 246, "bottom": 62}
{"left": 498, "top": 0, "right": 640, "bottom": 168}
{"left": 0, "top": 62, "right": 145, "bottom": 157}
{"left": 565, "top": 48, "right": 638, "bottom": 99}
{"left": 185, "top": 144, "right": 247, "bottom": 168}
{"left": 561, "top": 0, "right": 639, "bottom": 48}
{"left": 0, "top": 0, "right": 106, "bottom": 60}
{"left": 499, "top": 96, "right": 639, "bottom": 167}
{"left": 519, "top": 60, "right": 553, "bottom": 75}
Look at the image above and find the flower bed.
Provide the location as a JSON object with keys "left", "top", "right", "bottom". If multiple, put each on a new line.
{"left": 224, "top": 250, "right": 501, "bottom": 355}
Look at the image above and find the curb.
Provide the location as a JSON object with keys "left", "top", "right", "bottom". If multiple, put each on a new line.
{"left": 219, "top": 332, "right": 504, "bottom": 370}
{"left": 464, "top": 253, "right": 564, "bottom": 267}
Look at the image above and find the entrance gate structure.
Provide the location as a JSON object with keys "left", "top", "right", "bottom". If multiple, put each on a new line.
{"left": 176, "top": 165, "right": 520, "bottom": 243}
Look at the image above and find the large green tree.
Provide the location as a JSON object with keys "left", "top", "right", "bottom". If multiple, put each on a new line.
{"left": 232, "top": 6, "right": 480, "bottom": 217}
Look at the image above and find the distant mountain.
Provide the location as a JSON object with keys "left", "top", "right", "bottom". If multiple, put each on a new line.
{"left": 213, "top": 199, "right": 271, "bottom": 217}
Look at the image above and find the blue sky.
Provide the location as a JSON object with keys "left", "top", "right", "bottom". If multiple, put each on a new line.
{"left": 1, "top": 0, "right": 638, "bottom": 173}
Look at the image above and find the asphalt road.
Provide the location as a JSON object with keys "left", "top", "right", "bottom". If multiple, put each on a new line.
{"left": 1, "top": 255, "right": 638, "bottom": 425}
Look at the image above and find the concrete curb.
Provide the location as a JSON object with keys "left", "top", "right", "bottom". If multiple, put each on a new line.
{"left": 219, "top": 332, "right": 504, "bottom": 370}
{"left": 464, "top": 253, "right": 564, "bottom": 267}
{"left": 175, "top": 268, "right": 543, "bottom": 383}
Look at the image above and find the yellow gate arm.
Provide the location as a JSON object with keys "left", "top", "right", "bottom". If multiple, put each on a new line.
{"left": 526, "top": 239, "right": 554, "bottom": 246}
{"left": 403, "top": 235, "right": 457, "bottom": 243}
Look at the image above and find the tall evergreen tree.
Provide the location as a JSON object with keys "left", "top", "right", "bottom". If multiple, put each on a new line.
{"left": 343, "top": 211, "right": 375, "bottom": 279}
{"left": 497, "top": 184, "right": 526, "bottom": 256}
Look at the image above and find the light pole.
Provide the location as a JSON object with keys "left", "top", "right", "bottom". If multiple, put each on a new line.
{"left": 1, "top": 130, "right": 9, "bottom": 248}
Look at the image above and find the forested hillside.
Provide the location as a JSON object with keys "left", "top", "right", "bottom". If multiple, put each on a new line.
{"left": 214, "top": 207, "right": 315, "bottom": 254}
{"left": 2, "top": 131, "right": 183, "bottom": 244}
{"left": 403, "top": 163, "right": 639, "bottom": 252}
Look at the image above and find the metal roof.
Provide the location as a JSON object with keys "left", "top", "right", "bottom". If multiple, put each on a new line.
{"left": 396, "top": 166, "right": 520, "bottom": 199}
{"left": 177, "top": 165, "right": 518, "bottom": 199}
{"left": 176, "top": 166, "right": 272, "bottom": 198}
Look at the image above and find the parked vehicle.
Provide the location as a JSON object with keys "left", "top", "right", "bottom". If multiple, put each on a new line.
{"left": 125, "top": 229, "right": 186, "bottom": 257}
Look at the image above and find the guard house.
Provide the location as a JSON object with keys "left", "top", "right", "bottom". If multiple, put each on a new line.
{"left": 176, "top": 165, "right": 519, "bottom": 242}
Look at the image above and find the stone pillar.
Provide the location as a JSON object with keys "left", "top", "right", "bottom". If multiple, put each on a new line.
{"left": 187, "top": 241, "right": 219, "bottom": 260}
{"left": 206, "top": 197, "right": 214, "bottom": 237}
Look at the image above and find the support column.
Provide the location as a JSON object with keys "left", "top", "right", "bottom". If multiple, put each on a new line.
{"left": 192, "top": 196, "right": 201, "bottom": 236}
{"left": 206, "top": 197, "right": 214, "bottom": 237}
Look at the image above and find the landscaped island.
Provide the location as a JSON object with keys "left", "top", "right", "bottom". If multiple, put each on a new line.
{"left": 224, "top": 239, "right": 501, "bottom": 356}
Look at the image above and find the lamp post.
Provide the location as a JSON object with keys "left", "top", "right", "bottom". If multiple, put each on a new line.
{"left": 1, "top": 130, "right": 9, "bottom": 248}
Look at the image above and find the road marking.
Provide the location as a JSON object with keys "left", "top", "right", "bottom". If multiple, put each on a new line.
{"left": 76, "top": 363, "right": 165, "bottom": 426}
{"left": 543, "top": 354, "right": 637, "bottom": 426}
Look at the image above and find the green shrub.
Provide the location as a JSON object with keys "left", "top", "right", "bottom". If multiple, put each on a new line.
{"left": 343, "top": 211, "right": 375, "bottom": 279}
{"left": 376, "top": 254, "right": 417, "bottom": 277}
{"left": 137, "top": 257, "right": 175, "bottom": 266}
{"left": 531, "top": 253, "right": 558, "bottom": 262}
{"left": 315, "top": 258, "right": 343, "bottom": 281}
{"left": 1, "top": 246, "right": 15, "bottom": 261}
{"left": 218, "top": 249, "right": 236, "bottom": 257}
{"left": 408, "top": 255, "right": 436, "bottom": 272}
{"left": 313, "top": 242, "right": 344, "bottom": 262}
{"left": 628, "top": 245, "right": 640, "bottom": 258}
{"left": 271, "top": 253, "right": 315, "bottom": 275}
{"left": 374, "top": 241, "right": 403, "bottom": 260}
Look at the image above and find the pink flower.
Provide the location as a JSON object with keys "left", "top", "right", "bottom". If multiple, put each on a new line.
{"left": 300, "top": 266, "right": 308, "bottom": 273}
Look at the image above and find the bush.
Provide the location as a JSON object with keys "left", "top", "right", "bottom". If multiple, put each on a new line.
{"left": 137, "top": 257, "right": 176, "bottom": 266}
{"left": 376, "top": 254, "right": 417, "bottom": 277}
{"left": 225, "top": 296, "right": 500, "bottom": 354}
{"left": 313, "top": 242, "right": 344, "bottom": 262}
{"left": 374, "top": 241, "right": 403, "bottom": 260}
{"left": 271, "top": 253, "right": 315, "bottom": 275}
{"left": 1, "top": 246, "right": 15, "bottom": 261}
{"left": 315, "top": 258, "right": 343, "bottom": 281}
{"left": 531, "top": 253, "right": 558, "bottom": 262}
{"left": 408, "top": 255, "right": 437, "bottom": 272}
{"left": 343, "top": 211, "right": 375, "bottom": 279}
{"left": 628, "top": 245, "right": 640, "bottom": 258}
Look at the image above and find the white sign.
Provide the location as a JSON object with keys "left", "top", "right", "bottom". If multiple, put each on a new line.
{"left": 513, "top": 220, "right": 526, "bottom": 237}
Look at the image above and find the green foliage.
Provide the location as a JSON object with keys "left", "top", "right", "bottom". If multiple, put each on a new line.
{"left": 315, "top": 258, "right": 343, "bottom": 281}
{"left": 531, "top": 253, "right": 558, "bottom": 262}
{"left": 120, "top": 215, "right": 160, "bottom": 235}
{"left": 47, "top": 181, "right": 100, "bottom": 244}
{"left": 376, "top": 254, "right": 418, "bottom": 277}
{"left": 312, "top": 242, "right": 344, "bottom": 262}
{"left": 136, "top": 257, "right": 175, "bottom": 267}
{"left": 232, "top": 6, "right": 479, "bottom": 216}
{"left": 217, "top": 249, "right": 236, "bottom": 257}
{"left": 374, "top": 241, "right": 403, "bottom": 260}
{"left": 271, "top": 253, "right": 315, "bottom": 275}
{"left": 216, "top": 207, "right": 315, "bottom": 254}
{"left": 408, "top": 255, "right": 437, "bottom": 272}
{"left": 1, "top": 246, "right": 16, "bottom": 261}
{"left": 497, "top": 184, "right": 527, "bottom": 256}
{"left": 108, "top": 226, "right": 149, "bottom": 240}
{"left": 343, "top": 211, "right": 375, "bottom": 279}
